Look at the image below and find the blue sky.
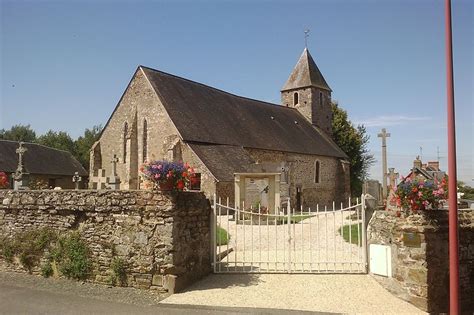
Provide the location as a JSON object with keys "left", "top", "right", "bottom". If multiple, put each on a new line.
{"left": 1, "top": 0, "right": 473, "bottom": 184}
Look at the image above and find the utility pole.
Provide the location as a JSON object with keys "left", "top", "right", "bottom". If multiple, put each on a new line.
{"left": 445, "top": 0, "right": 459, "bottom": 313}
{"left": 378, "top": 128, "right": 390, "bottom": 200}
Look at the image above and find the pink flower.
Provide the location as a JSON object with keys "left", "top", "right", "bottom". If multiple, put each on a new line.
{"left": 418, "top": 191, "right": 423, "bottom": 197}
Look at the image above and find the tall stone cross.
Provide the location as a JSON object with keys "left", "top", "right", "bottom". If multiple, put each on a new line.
{"left": 13, "top": 142, "right": 29, "bottom": 190}
{"left": 107, "top": 154, "right": 121, "bottom": 190}
{"left": 111, "top": 154, "right": 119, "bottom": 177}
{"left": 378, "top": 128, "right": 391, "bottom": 200}
{"left": 387, "top": 168, "right": 399, "bottom": 191}
{"left": 15, "top": 142, "right": 27, "bottom": 174}
{"left": 72, "top": 171, "right": 82, "bottom": 190}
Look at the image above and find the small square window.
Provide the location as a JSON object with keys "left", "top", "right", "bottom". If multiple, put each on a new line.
{"left": 189, "top": 173, "right": 201, "bottom": 191}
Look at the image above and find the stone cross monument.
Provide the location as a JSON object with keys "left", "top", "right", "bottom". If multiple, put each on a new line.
{"left": 13, "top": 142, "right": 29, "bottom": 190}
{"left": 387, "top": 168, "right": 399, "bottom": 191}
{"left": 107, "top": 154, "right": 121, "bottom": 190}
{"left": 378, "top": 128, "right": 391, "bottom": 200}
{"left": 72, "top": 171, "right": 82, "bottom": 190}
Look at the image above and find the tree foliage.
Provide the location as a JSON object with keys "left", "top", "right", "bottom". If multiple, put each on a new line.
{"left": 0, "top": 124, "right": 102, "bottom": 171}
{"left": 75, "top": 125, "right": 102, "bottom": 170}
{"left": 37, "top": 130, "right": 76, "bottom": 154}
{"left": 0, "top": 124, "right": 37, "bottom": 142}
{"left": 332, "top": 102, "right": 374, "bottom": 196}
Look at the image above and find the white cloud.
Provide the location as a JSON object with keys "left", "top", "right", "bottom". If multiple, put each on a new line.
{"left": 354, "top": 115, "right": 431, "bottom": 127}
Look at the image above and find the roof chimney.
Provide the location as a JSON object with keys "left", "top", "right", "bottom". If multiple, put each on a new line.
{"left": 413, "top": 156, "right": 422, "bottom": 169}
{"left": 427, "top": 161, "right": 440, "bottom": 171}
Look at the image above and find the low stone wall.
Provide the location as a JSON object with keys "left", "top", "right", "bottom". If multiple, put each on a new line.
{"left": 368, "top": 210, "right": 474, "bottom": 313}
{"left": 0, "top": 190, "right": 211, "bottom": 293}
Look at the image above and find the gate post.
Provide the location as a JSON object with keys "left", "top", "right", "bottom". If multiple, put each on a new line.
{"left": 211, "top": 194, "right": 217, "bottom": 273}
{"left": 361, "top": 194, "right": 368, "bottom": 272}
{"left": 287, "top": 197, "right": 291, "bottom": 273}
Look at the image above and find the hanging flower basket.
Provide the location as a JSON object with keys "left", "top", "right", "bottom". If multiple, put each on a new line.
{"left": 140, "top": 160, "right": 194, "bottom": 192}
{"left": 392, "top": 176, "right": 448, "bottom": 215}
{"left": 0, "top": 172, "right": 9, "bottom": 189}
{"left": 158, "top": 179, "right": 174, "bottom": 191}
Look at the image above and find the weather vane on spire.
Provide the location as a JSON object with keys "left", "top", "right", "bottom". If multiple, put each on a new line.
{"left": 304, "top": 29, "right": 310, "bottom": 48}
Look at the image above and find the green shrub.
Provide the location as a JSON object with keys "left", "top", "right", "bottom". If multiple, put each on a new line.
{"left": 216, "top": 226, "right": 229, "bottom": 245}
{"left": 41, "top": 261, "right": 53, "bottom": 278}
{"left": 0, "top": 228, "right": 57, "bottom": 272}
{"left": 109, "top": 258, "right": 127, "bottom": 286}
{"left": 54, "top": 232, "right": 91, "bottom": 280}
{"left": 0, "top": 237, "right": 15, "bottom": 263}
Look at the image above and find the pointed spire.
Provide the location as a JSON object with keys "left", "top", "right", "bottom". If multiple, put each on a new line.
{"left": 281, "top": 48, "right": 332, "bottom": 92}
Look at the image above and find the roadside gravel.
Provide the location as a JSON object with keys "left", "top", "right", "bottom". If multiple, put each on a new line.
{"left": 0, "top": 271, "right": 164, "bottom": 306}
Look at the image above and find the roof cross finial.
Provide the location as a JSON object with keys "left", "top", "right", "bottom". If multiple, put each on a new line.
{"left": 304, "top": 29, "right": 310, "bottom": 48}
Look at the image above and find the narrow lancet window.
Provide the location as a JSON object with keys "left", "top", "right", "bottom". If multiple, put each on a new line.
{"left": 293, "top": 92, "right": 299, "bottom": 105}
{"left": 123, "top": 122, "right": 128, "bottom": 162}
{"left": 142, "top": 119, "right": 148, "bottom": 162}
{"left": 315, "top": 161, "right": 320, "bottom": 183}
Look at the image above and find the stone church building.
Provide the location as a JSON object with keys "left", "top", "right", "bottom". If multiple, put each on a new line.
{"left": 90, "top": 48, "right": 350, "bottom": 208}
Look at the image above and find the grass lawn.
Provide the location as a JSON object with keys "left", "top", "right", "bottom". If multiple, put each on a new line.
{"left": 277, "top": 214, "right": 314, "bottom": 224}
{"left": 339, "top": 223, "right": 362, "bottom": 246}
{"left": 216, "top": 226, "right": 229, "bottom": 245}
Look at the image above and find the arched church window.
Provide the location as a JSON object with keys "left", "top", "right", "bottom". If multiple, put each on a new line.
{"left": 123, "top": 122, "right": 128, "bottom": 163}
{"left": 314, "top": 160, "right": 320, "bottom": 183}
{"left": 319, "top": 92, "right": 323, "bottom": 107}
{"left": 142, "top": 119, "right": 148, "bottom": 163}
{"left": 293, "top": 92, "right": 299, "bottom": 105}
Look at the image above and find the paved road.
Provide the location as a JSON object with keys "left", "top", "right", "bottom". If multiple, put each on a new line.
{"left": 0, "top": 273, "right": 327, "bottom": 315}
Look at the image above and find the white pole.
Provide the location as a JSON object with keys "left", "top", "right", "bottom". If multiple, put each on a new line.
{"left": 287, "top": 197, "right": 291, "bottom": 273}
{"left": 212, "top": 194, "right": 217, "bottom": 273}
{"left": 258, "top": 203, "right": 262, "bottom": 271}
{"left": 226, "top": 197, "right": 230, "bottom": 272}
{"left": 361, "top": 194, "right": 367, "bottom": 272}
{"left": 218, "top": 197, "right": 222, "bottom": 273}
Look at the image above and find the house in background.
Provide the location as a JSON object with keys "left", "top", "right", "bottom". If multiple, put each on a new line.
{"left": 401, "top": 156, "right": 446, "bottom": 183}
{"left": 90, "top": 48, "right": 351, "bottom": 208}
{"left": 0, "top": 140, "right": 88, "bottom": 189}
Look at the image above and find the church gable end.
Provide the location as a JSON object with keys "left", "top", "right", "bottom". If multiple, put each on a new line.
{"left": 91, "top": 67, "right": 182, "bottom": 189}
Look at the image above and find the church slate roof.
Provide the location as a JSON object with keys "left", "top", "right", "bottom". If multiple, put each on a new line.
{"left": 0, "top": 140, "right": 88, "bottom": 176}
{"left": 141, "top": 66, "right": 346, "bottom": 159}
{"left": 281, "top": 48, "right": 332, "bottom": 92}
{"left": 188, "top": 143, "right": 257, "bottom": 181}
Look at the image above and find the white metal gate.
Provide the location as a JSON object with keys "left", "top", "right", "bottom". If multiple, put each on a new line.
{"left": 211, "top": 195, "right": 367, "bottom": 274}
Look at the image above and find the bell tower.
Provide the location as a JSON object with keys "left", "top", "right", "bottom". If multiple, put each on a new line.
{"left": 281, "top": 48, "right": 333, "bottom": 136}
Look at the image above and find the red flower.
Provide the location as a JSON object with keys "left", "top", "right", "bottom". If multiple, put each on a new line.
{"left": 182, "top": 172, "right": 188, "bottom": 178}
{"left": 176, "top": 180, "right": 185, "bottom": 190}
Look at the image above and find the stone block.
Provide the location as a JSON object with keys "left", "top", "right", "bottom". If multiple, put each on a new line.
{"left": 163, "top": 274, "right": 177, "bottom": 294}
{"left": 152, "top": 274, "right": 163, "bottom": 286}
{"left": 407, "top": 268, "right": 427, "bottom": 285}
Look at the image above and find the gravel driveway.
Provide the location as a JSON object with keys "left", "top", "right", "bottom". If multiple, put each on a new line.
{"left": 162, "top": 274, "right": 426, "bottom": 314}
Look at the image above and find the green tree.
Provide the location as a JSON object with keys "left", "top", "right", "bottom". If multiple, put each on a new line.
{"left": 37, "top": 130, "right": 76, "bottom": 154}
{"left": 0, "top": 124, "right": 37, "bottom": 142}
{"left": 74, "top": 125, "right": 102, "bottom": 170}
{"left": 332, "top": 102, "right": 374, "bottom": 196}
{"left": 457, "top": 181, "right": 474, "bottom": 200}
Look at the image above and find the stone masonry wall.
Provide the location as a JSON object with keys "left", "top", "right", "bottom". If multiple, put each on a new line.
{"left": 281, "top": 87, "right": 332, "bottom": 136}
{"left": 248, "top": 148, "right": 350, "bottom": 208}
{"left": 368, "top": 210, "right": 474, "bottom": 313}
{"left": 0, "top": 190, "right": 211, "bottom": 293}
